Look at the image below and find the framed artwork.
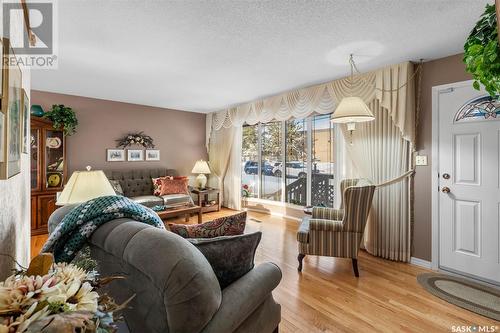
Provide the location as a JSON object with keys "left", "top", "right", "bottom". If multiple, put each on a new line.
{"left": 145, "top": 149, "right": 160, "bottom": 161}
{"left": 0, "top": 41, "right": 22, "bottom": 179}
{"left": 106, "top": 149, "right": 125, "bottom": 162}
{"left": 21, "top": 89, "right": 29, "bottom": 154}
{"left": 0, "top": 38, "right": 3, "bottom": 99}
{"left": 127, "top": 149, "right": 143, "bottom": 162}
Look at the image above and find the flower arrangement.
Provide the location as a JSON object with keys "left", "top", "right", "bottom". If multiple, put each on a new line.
{"left": 116, "top": 132, "right": 155, "bottom": 149}
{"left": 0, "top": 257, "right": 127, "bottom": 333}
{"left": 241, "top": 184, "right": 251, "bottom": 197}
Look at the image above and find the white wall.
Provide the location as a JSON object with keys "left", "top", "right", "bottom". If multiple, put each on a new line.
{"left": 0, "top": 1, "right": 31, "bottom": 279}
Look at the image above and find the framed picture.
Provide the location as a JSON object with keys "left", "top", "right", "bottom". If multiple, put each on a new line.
{"left": 127, "top": 149, "right": 143, "bottom": 162}
{"left": 21, "top": 89, "right": 29, "bottom": 154}
{"left": 0, "top": 38, "right": 3, "bottom": 99}
{"left": 145, "top": 149, "right": 160, "bottom": 161}
{"left": 0, "top": 41, "right": 22, "bottom": 179}
{"left": 106, "top": 149, "right": 125, "bottom": 162}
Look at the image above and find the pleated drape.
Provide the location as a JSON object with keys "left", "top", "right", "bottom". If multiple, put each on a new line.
{"left": 344, "top": 101, "right": 411, "bottom": 262}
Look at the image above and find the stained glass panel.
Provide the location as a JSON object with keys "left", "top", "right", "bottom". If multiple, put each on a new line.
{"left": 455, "top": 95, "right": 500, "bottom": 122}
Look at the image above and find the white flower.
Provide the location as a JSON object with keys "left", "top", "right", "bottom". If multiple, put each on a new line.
{"left": 14, "top": 303, "right": 51, "bottom": 333}
{"left": 0, "top": 275, "right": 56, "bottom": 314}
{"left": 66, "top": 282, "right": 99, "bottom": 313}
{"left": 52, "top": 263, "right": 88, "bottom": 284}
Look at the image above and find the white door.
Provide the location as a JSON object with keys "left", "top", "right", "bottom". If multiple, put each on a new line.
{"left": 437, "top": 80, "right": 500, "bottom": 283}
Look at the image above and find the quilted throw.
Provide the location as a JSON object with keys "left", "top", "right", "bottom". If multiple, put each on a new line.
{"left": 42, "top": 195, "right": 165, "bottom": 263}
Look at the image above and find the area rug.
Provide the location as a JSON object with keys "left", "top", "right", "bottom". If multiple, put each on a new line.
{"left": 417, "top": 273, "right": 500, "bottom": 321}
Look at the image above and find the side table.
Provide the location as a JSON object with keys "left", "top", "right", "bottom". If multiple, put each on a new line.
{"left": 191, "top": 187, "right": 221, "bottom": 213}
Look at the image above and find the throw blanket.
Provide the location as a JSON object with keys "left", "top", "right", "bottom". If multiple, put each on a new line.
{"left": 42, "top": 196, "right": 165, "bottom": 263}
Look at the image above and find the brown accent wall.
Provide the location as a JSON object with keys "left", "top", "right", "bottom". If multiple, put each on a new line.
{"left": 413, "top": 54, "right": 472, "bottom": 261}
{"left": 31, "top": 91, "right": 207, "bottom": 177}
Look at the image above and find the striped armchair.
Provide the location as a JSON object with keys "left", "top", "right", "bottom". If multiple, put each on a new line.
{"left": 297, "top": 178, "right": 375, "bottom": 277}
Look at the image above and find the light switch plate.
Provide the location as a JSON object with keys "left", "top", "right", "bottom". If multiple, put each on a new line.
{"left": 415, "top": 155, "right": 428, "bottom": 166}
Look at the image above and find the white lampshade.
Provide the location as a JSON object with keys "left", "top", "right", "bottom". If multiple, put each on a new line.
{"left": 56, "top": 169, "right": 116, "bottom": 205}
{"left": 331, "top": 97, "right": 375, "bottom": 123}
{"left": 191, "top": 160, "right": 211, "bottom": 174}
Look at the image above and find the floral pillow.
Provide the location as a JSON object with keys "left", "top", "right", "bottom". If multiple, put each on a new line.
{"left": 169, "top": 211, "right": 247, "bottom": 238}
{"left": 159, "top": 177, "right": 189, "bottom": 195}
{"left": 152, "top": 176, "right": 189, "bottom": 196}
{"left": 152, "top": 176, "right": 170, "bottom": 196}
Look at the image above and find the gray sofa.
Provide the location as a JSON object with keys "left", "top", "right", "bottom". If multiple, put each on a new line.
{"left": 105, "top": 168, "right": 193, "bottom": 208}
{"left": 48, "top": 207, "right": 282, "bottom": 333}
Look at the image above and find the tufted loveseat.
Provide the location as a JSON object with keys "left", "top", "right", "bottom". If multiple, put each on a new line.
{"left": 104, "top": 168, "right": 193, "bottom": 208}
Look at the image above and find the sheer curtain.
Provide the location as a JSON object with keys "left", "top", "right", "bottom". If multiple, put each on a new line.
{"left": 207, "top": 125, "right": 242, "bottom": 210}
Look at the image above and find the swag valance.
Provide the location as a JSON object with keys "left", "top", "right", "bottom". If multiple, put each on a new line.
{"left": 207, "top": 61, "right": 415, "bottom": 146}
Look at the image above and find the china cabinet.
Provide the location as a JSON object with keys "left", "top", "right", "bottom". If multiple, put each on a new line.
{"left": 30, "top": 117, "right": 67, "bottom": 235}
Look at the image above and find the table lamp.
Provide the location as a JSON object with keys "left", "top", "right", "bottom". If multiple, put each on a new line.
{"left": 56, "top": 166, "right": 116, "bottom": 206}
{"left": 191, "top": 160, "right": 211, "bottom": 189}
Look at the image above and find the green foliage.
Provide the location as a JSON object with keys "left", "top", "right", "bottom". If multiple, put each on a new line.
{"left": 464, "top": 4, "right": 500, "bottom": 96}
{"left": 44, "top": 104, "right": 78, "bottom": 136}
{"left": 242, "top": 121, "right": 306, "bottom": 162}
{"left": 47, "top": 301, "right": 71, "bottom": 314}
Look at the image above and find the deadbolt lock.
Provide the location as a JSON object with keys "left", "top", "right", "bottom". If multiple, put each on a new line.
{"left": 442, "top": 173, "right": 450, "bottom": 179}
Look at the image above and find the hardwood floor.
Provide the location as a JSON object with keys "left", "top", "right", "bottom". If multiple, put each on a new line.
{"left": 31, "top": 209, "right": 499, "bottom": 332}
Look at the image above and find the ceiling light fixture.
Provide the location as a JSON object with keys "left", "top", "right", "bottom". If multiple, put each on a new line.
{"left": 331, "top": 54, "right": 375, "bottom": 143}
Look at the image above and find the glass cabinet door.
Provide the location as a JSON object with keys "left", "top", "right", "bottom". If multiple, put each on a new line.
{"left": 30, "top": 128, "right": 40, "bottom": 190}
{"left": 44, "top": 129, "right": 65, "bottom": 189}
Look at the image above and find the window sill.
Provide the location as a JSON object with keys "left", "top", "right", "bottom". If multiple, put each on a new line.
{"left": 242, "top": 197, "right": 305, "bottom": 210}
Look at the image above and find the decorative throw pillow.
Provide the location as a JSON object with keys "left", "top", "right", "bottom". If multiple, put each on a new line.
{"left": 188, "top": 232, "right": 261, "bottom": 289}
{"left": 108, "top": 180, "right": 124, "bottom": 196}
{"left": 152, "top": 176, "right": 171, "bottom": 196}
{"left": 159, "top": 177, "right": 189, "bottom": 195}
{"left": 168, "top": 211, "right": 247, "bottom": 238}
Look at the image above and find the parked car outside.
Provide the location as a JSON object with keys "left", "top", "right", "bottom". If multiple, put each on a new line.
{"left": 243, "top": 161, "right": 275, "bottom": 176}
{"left": 272, "top": 161, "right": 307, "bottom": 178}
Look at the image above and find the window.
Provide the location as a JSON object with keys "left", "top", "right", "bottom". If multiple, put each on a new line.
{"left": 241, "top": 114, "right": 339, "bottom": 207}
{"left": 241, "top": 125, "right": 258, "bottom": 198}
{"left": 261, "top": 122, "right": 282, "bottom": 201}
{"left": 285, "top": 119, "right": 307, "bottom": 206}
{"left": 455, "top": 95, "right": 500, "bottom": 122}
{"left": 311, "top": 114, "right": 336, "bottom": 207}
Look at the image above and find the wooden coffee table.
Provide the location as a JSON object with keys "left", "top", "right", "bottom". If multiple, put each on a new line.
{"left": 156, "top": 204, "right": 202, "bottom": 224}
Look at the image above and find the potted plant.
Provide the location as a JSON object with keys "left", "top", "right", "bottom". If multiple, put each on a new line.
{"left": 464, "top": 3, "right": 500, "bottom": 97}
{"left": 43, "top": 104, "right": 78, "bottom": 136}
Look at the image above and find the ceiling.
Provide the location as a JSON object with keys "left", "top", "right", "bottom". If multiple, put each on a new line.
{"left": 31, "top": 0, "right": 490, "bottom": 113}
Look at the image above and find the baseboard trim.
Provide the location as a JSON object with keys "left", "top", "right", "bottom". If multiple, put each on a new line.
{"left": 410, "top": 257, "right": 432, "bottom": 269}
{"left": 243, "top": 207, "right": 302, "bottom": 222}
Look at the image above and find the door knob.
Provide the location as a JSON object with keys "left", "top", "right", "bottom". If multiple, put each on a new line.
{"left": 442, "top": 173, "right": 450, "bottom": 179}
{"left": 441, "top": 186, "right": 451, "bottom": 193}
